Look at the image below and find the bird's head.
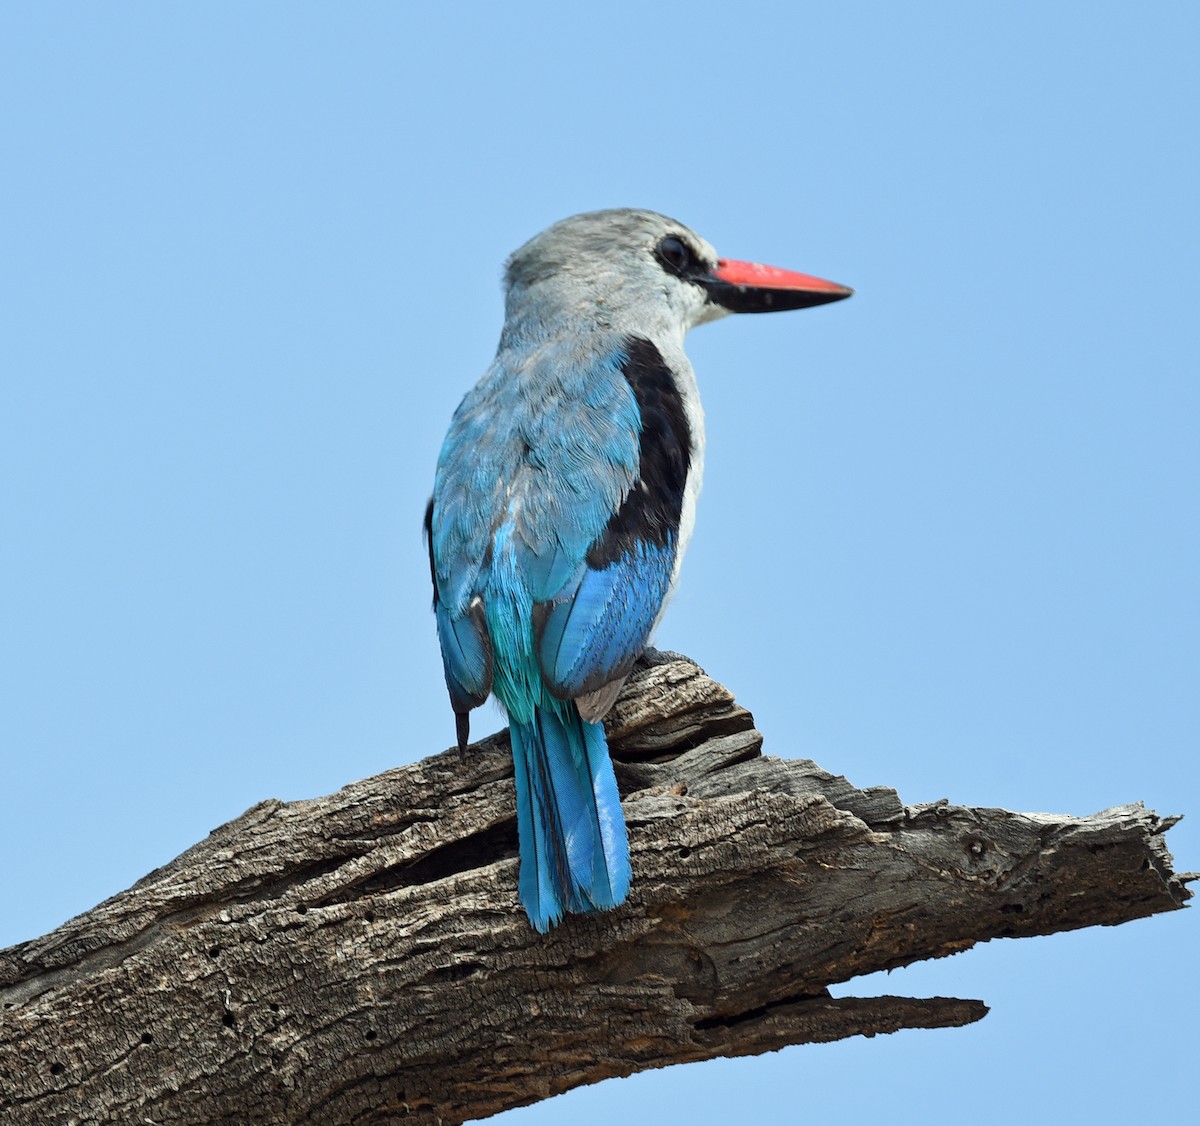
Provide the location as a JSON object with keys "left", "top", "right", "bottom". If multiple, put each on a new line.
{"left": 502, "top": 209, "right": 851, "bottom": 344}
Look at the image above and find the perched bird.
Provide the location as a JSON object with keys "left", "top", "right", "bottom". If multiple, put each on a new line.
{"left": 426, "top": 209, "right": 850, "bottom": 931}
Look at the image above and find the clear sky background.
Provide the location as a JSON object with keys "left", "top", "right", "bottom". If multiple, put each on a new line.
{"left": 2, "top": 3, "right": 1196, "bottom": 1122}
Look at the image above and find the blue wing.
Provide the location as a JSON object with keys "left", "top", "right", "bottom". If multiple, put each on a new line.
{"left": 536, "top": 540, "right": 676, "bottom": 698}
{"left": 425, "top": 499, "right": 491, "bottom": 751}
{"left": 535, "top": 336, "right": 692, "bottom": 702}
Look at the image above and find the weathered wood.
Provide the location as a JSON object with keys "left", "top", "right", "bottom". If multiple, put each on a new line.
{"left": 0, "top": 651, "right": 1190, "bottom": 1124}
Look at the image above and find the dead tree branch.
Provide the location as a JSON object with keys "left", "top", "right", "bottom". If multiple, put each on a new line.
{"left": 0, "top": 652, "right": 1190, "bottom": 1124}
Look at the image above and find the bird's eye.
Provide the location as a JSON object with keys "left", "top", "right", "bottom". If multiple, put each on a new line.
{"left": 655, "top": 235, "right": 694, "bottom": 276}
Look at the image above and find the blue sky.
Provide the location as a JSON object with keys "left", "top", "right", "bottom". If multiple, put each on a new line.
{"left": 2, "top": 3, "right": 1196, "bottom": 1122}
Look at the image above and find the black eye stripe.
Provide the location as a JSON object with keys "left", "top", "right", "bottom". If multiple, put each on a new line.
{"left": 654, "top": 234, "right": 696, "bottom": 277}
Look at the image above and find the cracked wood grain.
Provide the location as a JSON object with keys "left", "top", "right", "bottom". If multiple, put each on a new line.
{"left": 0, "top": 651, "right": 1191, "bottom": 1124}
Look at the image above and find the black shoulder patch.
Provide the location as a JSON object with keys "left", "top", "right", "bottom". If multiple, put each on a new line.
{"left": 586, "top": 337, "right": 692, "bottom": 569}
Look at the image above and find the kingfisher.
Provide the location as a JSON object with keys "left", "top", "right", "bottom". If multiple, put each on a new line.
{"left": 426, "top": 209, "right": 851, "bottom": 932}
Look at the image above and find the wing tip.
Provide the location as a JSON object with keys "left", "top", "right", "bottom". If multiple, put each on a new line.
{"left": 455, "top": 711, "right": 471, "bottom": 760}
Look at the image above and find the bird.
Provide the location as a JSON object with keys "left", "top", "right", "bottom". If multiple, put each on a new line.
{"left": 426, "top": 209, "right": 851, "bottom": 932}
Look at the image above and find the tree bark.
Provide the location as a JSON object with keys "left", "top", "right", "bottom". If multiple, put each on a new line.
{"left": 0, "top": 652, "right": 1191, "bottom": 1124}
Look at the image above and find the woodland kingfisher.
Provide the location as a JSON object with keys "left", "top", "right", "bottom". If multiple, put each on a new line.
{"left": 426, "top": 209, "right": 851, "bottom": 931}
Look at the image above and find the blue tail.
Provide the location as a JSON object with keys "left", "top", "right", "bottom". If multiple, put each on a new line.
{"left": 509, "top": 702, "right": 631, "bottom": 932}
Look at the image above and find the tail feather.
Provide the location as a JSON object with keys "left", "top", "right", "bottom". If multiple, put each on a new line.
{"left": 510, "top": 704, "right": 631, "bottom": 932}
